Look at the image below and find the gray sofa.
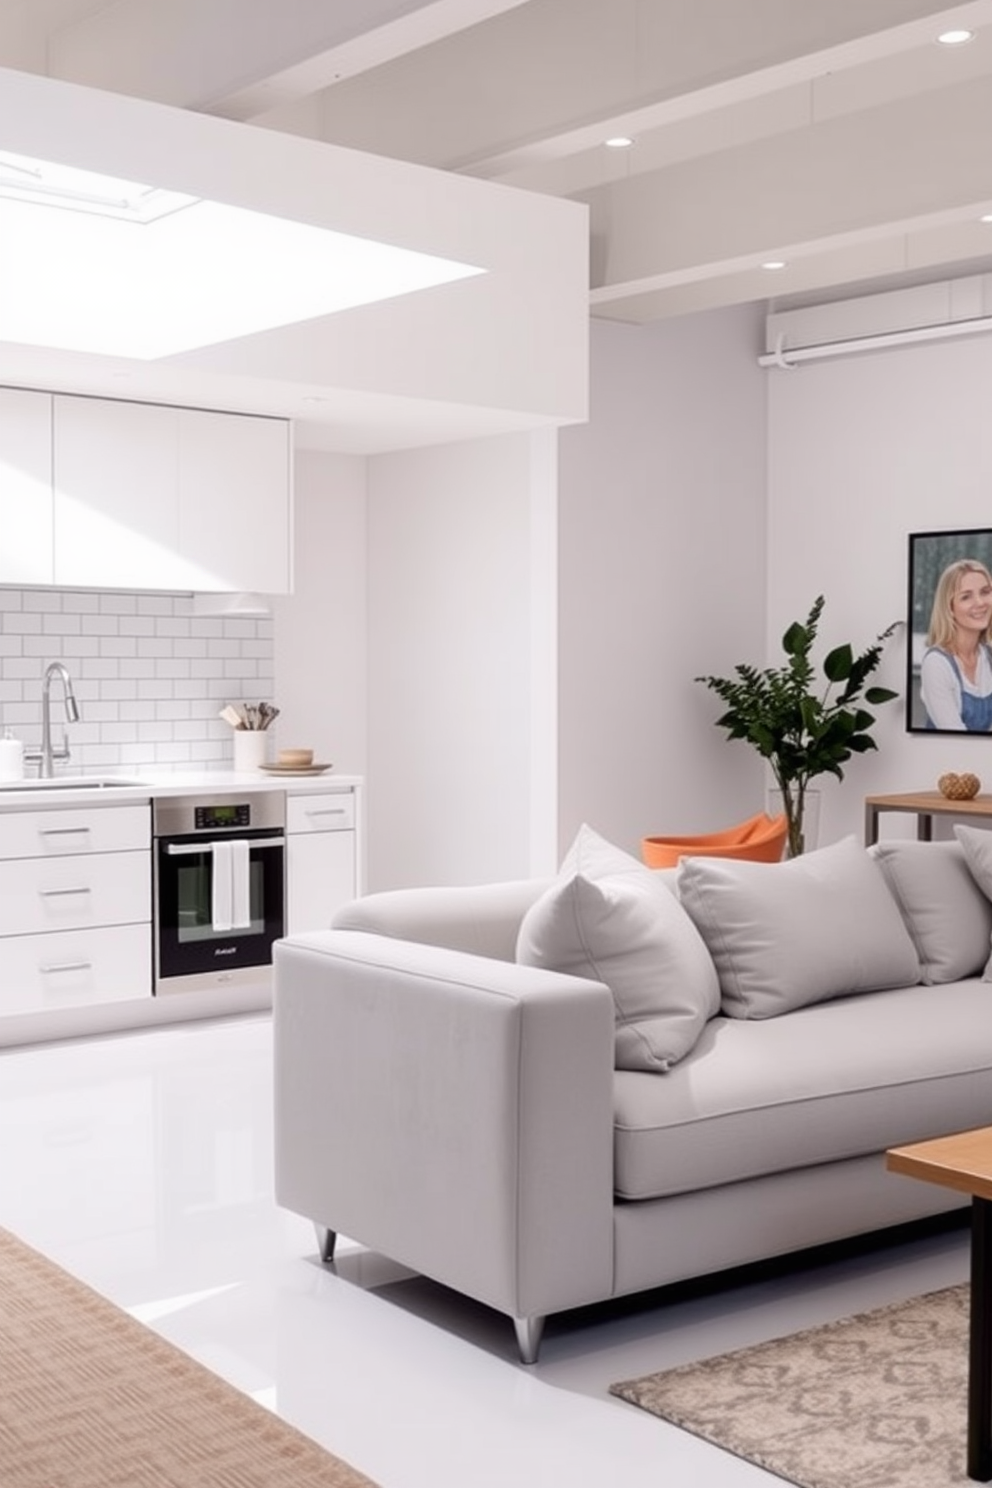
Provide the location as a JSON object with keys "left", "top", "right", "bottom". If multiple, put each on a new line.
{"left": 272, "top": 825, "right": 992, "bottom": 1362}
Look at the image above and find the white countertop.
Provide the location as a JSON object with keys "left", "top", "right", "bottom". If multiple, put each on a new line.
{"left": 0, "top": 768, "right": 362, "bottom": 809}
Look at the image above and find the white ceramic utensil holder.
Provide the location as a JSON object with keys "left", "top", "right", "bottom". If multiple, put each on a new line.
{"left": 233, "top": 730, "right": 268, "bottom": 771}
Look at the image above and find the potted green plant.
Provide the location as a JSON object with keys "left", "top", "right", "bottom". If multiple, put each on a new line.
{"left": 695, "top": 596, "right": 899, "bottom": 858}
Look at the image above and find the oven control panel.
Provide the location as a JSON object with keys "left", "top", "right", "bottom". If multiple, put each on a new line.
{"left": 195, "top": 802, "right": 251, "bottom": 830}
{"left": 153, "top": 791, "right": 285, "bottom": 838}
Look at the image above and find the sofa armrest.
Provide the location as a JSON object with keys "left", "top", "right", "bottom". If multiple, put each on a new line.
{"left": 273, "top": 930, "right": 616, "bottom": 1323}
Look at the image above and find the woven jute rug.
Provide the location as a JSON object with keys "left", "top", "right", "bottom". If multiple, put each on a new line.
{"left": 611, "top": 1283, "right": 973, "bottom": 1488}
{"left": 0, "top": 1225, "right": 378, "bottom": 1488}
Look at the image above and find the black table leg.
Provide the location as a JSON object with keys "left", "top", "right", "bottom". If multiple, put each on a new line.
{"left": 969, "top": 1197, "right": 992, "bottom": 1480}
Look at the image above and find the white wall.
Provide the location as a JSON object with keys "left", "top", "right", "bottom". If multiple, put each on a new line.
{"left": 366, "top": 431, "right": 555, "bottom": 888}
{"left": 767, "top": 331, "right": 992, "bottom": 845}
{"left": 271, "top": 450, "right": 367, "bottom": 774}
{"left": 556, "top": 306, "right": 769, "bottom": 859}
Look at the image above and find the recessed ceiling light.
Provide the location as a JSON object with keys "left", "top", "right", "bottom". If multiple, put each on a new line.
{"left": 937, "top": 28, "right": 975, "bottom": 44}
{"left": 981, "top": 213, "right": 992, "bottom": 224}
{"left": 762, "top": 260, "right": 787, "bottom": 271}
{"left": 604, "top": 136, "right": 635, "bottom": 149}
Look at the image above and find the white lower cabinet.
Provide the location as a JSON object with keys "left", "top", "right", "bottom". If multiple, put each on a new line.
{"left": 286, "top": 791, "right": 358, "bottom": 934}
{"left": 0, "top": 924, "right": 151, "bottom": 1015}
{"left": 0, "top": 803, "right": 152, "bottom": 1018}
{"left": 0, "top": 850, "right": 150, "bottom": 936}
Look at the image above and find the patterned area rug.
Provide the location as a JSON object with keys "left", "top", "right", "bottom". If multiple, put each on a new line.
{"left": 611, "top": 1284, "right": 972, "bottom": 1488}
{"left": 0, "top": 1225, "right": 378, "bottom": 1488}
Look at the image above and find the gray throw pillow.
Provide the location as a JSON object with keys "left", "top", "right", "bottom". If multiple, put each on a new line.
{"left": 677, "top": 834, "right": 921, "bottom": 1019}
{"left": 952, "top": 825, "right": 992, "bottom": 981}
{"left": 871, "top": 839, "right": 991, "bottom": 984}
{"left": 516, "top": 824, "right": 720, "bottom": 1072}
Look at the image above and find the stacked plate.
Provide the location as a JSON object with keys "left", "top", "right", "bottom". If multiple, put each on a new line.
{"left": 258, "top": 748, "right": 332, "bottom": 777}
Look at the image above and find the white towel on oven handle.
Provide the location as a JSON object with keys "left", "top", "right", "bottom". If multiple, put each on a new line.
{"left": 211, "top": 841, "right": 233, "bottom": 932}
{"left": 230, "top": 838, "right": 251, "bottom": 930}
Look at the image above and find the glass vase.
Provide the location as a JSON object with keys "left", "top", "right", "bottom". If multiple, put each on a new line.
{"left": 768, "top": 787, "right": 820, "bottom": 858}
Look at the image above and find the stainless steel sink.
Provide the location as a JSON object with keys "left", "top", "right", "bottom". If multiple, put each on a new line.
{"left": 0, "top": 777, "right": 148, "bottom": 791}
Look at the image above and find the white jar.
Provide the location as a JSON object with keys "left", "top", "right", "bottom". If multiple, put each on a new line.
{"left": 0, "top": 733, "right": 24, "bottom": 782}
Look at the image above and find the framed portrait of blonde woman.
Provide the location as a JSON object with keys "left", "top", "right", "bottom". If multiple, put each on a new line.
{"left": 908, "top": 528, "right": 992, "bottom": 733}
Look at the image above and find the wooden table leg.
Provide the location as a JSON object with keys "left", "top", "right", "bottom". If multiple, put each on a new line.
{"left": 970, "top": 1197, "right": 992, "bottom": 1480}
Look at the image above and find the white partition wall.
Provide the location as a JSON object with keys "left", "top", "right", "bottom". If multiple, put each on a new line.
{"left": 556, "top": 307, "right": 769, "bottom": 859}
{"left": 366, "top": 430, "right": 557, "bottom": 889}
{"left": 270, "top": 451, "right": 367, "bottom": 779}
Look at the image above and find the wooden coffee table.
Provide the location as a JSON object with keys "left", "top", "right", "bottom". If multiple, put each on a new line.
{"left": 887, "top": 1127, "right": 992, "bottom": 1480}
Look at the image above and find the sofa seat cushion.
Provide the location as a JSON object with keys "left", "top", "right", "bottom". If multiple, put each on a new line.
{"left": 613, "top": 979, "right": 992, "bottom": 1201}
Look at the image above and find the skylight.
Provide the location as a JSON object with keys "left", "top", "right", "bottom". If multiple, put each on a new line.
{"left": 0, "top": 153, "right": 484, "bottom": 360}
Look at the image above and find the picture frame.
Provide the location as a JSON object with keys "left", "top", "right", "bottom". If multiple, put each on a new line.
{"left": 907, "top": 527, "right": 992, "bottom": 732}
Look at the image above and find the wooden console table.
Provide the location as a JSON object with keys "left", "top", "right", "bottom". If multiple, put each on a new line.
{"left": 864, "top": 791, "right": 992, "bottom": 846}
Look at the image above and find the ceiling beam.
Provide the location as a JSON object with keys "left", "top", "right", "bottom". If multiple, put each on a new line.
{"left": 44, "top": 0, "right": 530, "bottom": 117}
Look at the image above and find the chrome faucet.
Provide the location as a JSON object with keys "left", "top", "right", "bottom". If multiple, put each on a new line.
{"left": 25, "top": 662, "right": 81, "bottom": 778}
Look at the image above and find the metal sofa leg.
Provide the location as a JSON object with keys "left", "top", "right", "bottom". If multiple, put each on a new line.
{"left": 314, "top": 1224, "right": 337, "bottom": 1263}
{"left": 514, "top": 1314, "right": 546, "bottom": 1365}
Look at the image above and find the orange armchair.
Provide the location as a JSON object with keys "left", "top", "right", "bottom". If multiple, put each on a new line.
{"left": 641, "top": 810, "right": 788, "bottom": 869}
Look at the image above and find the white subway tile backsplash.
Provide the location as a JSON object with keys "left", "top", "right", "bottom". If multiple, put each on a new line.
{"left": 24, "top": 591, "right": 59, "bottom": 612}
{"left": 44, "top": 612, "right": 80, "bottom": 633}
{"left": 62, "top": 591, "right": 101, "bottom": 613}
{"left": 0, "top": 588, "right": 275, "bottom": 774}
{"left": 99, "top": 594, "right": 138, "bottom": 614}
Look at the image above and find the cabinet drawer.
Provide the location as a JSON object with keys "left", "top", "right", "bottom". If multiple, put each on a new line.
{"left": 0, "top": 803, "right": 150, "bottom": 859}
{"left": 287, "top": 791, "right": 355, "bottom": 834}
{"left": 0, "top": 923, "right": 151, "bottom": 1014}
{"left": 0, "top": 850, "right": 151, "bottom": 936}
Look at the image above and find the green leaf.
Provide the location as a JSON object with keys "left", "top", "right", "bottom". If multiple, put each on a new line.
{"left": 865, "top": 686, "right": 898, "bottom": 704}
{"left": 823, "top": 644, "right": 853, "bottom": 682}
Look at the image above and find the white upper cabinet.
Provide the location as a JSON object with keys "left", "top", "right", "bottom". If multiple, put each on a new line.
{"left": 178, "top": 409, "right": 291, "bottom": 593}
{"left": 54, "top": 396, "right": 183, "bottom": 589}
{"left": 0, "top": 388, "right": 54, "bottom": 585}
{"left": 52, "top": 395, "right": 292, "bottom": 593}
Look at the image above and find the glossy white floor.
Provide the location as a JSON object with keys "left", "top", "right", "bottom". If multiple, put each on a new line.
{"left": 0, "top": 1014, "right": 971, "bottom": 1488}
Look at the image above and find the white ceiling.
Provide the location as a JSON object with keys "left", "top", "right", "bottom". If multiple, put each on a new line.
{"left": 2, "top": 0, "right": 992, "bottom": 446}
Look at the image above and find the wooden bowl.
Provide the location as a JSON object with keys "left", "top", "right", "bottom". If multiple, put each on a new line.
{"left": 277, "top": 748, "right": 314, "bottom": 769}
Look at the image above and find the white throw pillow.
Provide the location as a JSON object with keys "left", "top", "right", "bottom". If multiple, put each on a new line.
{"left": 677, "top": 834, "right": 921, "bottom": 1019}
{"left": 516, "top": 824, "right": 720, "bottom": 1072}
{"left": 871, "top": 840, "right": 991, "bottom": 984}
{"left": 952, "top": 825, "right": 992, "bottom": 981}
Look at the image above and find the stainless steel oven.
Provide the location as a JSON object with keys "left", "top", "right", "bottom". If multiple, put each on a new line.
{"left": 152, "top": 792, "right": 286, "bottom": 994}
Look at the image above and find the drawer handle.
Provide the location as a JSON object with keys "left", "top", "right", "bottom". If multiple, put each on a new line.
{"left": 307, "top": 809, "right": 347, "bottom": 818}
{"left": 38, "top": 886, "right": 93, "bottom": 897}
{"left": 39, "top": 960, "right": 93, "bottom": 975}
{"left": 40, "top": 827, "right": 92, "bottom": 836}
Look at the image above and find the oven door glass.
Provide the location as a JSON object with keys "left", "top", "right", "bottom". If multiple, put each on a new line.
{"left": 155, "top": 830, "right": 285, "bottom": 984}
